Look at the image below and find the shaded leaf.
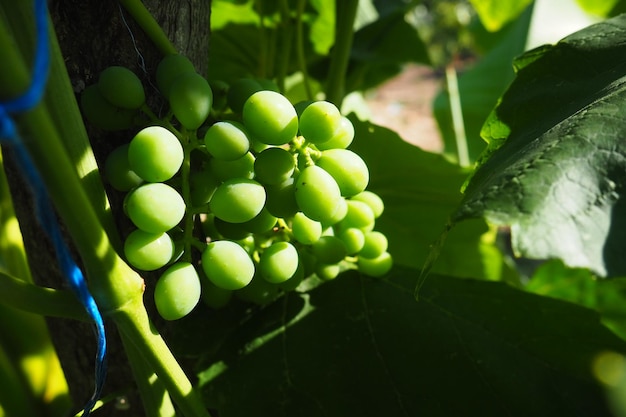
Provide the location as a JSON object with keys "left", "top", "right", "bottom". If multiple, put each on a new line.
{"left": 349, "top": 117, "right": 507, "bottom": 280}
{"left": 194, "top": 267, "right": 626, "bottom": 417}
{"left": 454, "top": 15, "right": 626, "bottom": 277}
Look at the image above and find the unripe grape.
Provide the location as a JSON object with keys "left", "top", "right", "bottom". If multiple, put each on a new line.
{"left": 128, "top": 126, "right": 184, "bottom": 182}
{"left": 213, "top": 218, "right": 251, "bottom": 240}
{"left": 294, "top": 165, "right": 343, "bottom": 224}
{"left": 154, "top": 262, "right": 201, "bottom": 320}
{"left": 278, "top": 260, "right": 304, "bottom": 291}
{"left": 227, "top": 78, "right": 263, "bottom": 114}
{"left": 360, "top": 231, "right": 388, "bottom": 259}
{"left": 98, "top": 66, "right": 145, "bottom": 109}
{"left": 351, "top": 190, "right": 384, "bottom": 218}
{"left": 242, "top": 208, "right": 277, "bottom": 234}
{"left": 317, "top": 149, "right": 369, "bottom": 197}
{"left": 316, "top": 263, "right": 341, "bottom": 281}
{"left": 338, "top": 200, "right": 375, "bottom": 231}
{"left": 243, "top": 90, "right": 298, "bottom": 145}
{"left": 201, "top": 276, "right": 233, "bottom": 309}
{"left": 337, "top": 227, "right": 365, "bottom": 255}
{"left": 259, "top": 241, "right": 299, "bottom": 284}
{"left": 210, "top": 178, "right": 266, "bottom": 223}
{"left": 265, "top": 178, "right": 299, "bottom": 218}
{"left": 299, "top": 101, "right": 342, "bottom": 144}
{"left": 124, "top": 229, "right": 174, "bottom": 271}
{"left": 358, "top": 252, "right": 393, "bottom": 277}
{"left": 189, "top": 168, "right": 220, "bottom": 207}
{"left": 210, "top": 151, "right": 256, "bottom": 181}
{"left": 156, "top": 54, "right": 196, "bottom": 98}
{"left": 316, "top": 116, "right": 354, "bottom": 150}
{"left": 323, "top": 197, "right": 348, "bottom": 226}
{"left": 204, "top": 121, "right": 250, "bottom": 161}
{"left": 104, "top": 144, "right": 143, "bottom": 191}
{"left": 291, "top": 212, "right": 322, "bottom": 244}
{"left": 125, "top": 183, "right": 185, "bottom": 233}
{"left": 169, "top": 73, "right": 213, "bottom": 130}
{"left": 202, "top": 240, "right": 255, "bottom": 290}
{"left": 80, "top": 85, "right": 136, "bottom": 131}
{"left": 312, "top": 235, "right": 347, "bottom": 264}
{"left": 254, "top": 147, "right": 295, "bottom": 185}
{"left": 236, "top": 275, "right": 280, "bottom": 305}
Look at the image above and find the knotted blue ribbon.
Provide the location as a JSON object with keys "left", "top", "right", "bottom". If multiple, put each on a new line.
{"left": 0, "top": 0, "right": 106, "bottom": 415}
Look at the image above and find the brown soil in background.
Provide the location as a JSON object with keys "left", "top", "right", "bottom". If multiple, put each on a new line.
{"left": 364, "top": 64, "right": 444, "bottom": 152}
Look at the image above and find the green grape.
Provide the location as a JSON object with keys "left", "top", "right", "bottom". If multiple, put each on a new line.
{"left": 128, "top": 126, "right": 184, "bottom": 182}
{"left": 235, "top": 275, "right": 280, "bottom": 305}
{"left": 322, "top": 197, "right": 348, "bottom": 227}
{"left": 351, "top": 190, "right": 384, "bottom": 218}
{"left": 293, "top": 100, "right": 314, "bottom": 118}
{"left": 316, "top": 116, "right": 355, "bottom": 150}
{"left": 209, "top": 79, "right": 229, "bottom": 113}
{"left": 200, "top": 272, "right": 233, "bottom": 309}
{"left": 337, "top": 227, "right": 365, "bottom": 255}
{"left": 213, "top": 217, "right": 251, "bottom": 240}
{"left": 226, "top": 78, "right": 263, "bottom": 114}
{"left": 312, "top": 235, "right": 347, "bottom": 264}
{"left": 123, "top": 229, "right": 174, "bottom": 271}
{"left": 337, "top": 199, "right": 375, "bottom": 231}
{"left": 258, "top": 241, "right": 299, "bottom": 284}
{"left": 80, "top": 85, "right": 136, "bottom": 130}
{"left": 358, "top": 252, "right": 393, "bottom": 277}
{"left": 265, "top": 178, "right": 299, "bottom": 218}
{"left": 204, "top": 121, "right": 250, "bottom": 161}
{"left": 125, "top": 183, "right": 185, "bottom": 233}
{"left": 210, "top": 178, "right": 266, "bottom": 223}
{"left": 154, "top": 262, "right": 201, "bottom": 320}
{"left": 189, "top": 167, "right": 220, "bottom": 207}
{"left": 298, "top": 100, "right": 341, "bottom": 144}
{"left": 243, "top": 90, "right": 298, "bottom": 145}
{"left": 298, "top": 246, "right": 317, "bottom": 277}
{"left": 201, "top": 240, "right": 255, "bottom": 290}
{"left": 316, "top": 149, "right": 369, "bottom": 197}
{"left": 291, "top": 212, "right": 322, "bottom": 244}
{"left": 156, "top": 54, "right": 196, "bottom": 98}
{"left": 254, "top": 147, "right": 295, "bottom": 185}
{"left": 242, "top": 208, "right": 277, "bottom": 234}
{"left": 316, "top": 263, "right": 341, "bottom": 281}
{"left": 278, "top": 259, "right": 304, "bottom": 291}
{"left": 294, "top": 165, "right": 343, "bottom": 223}
{"left": 98, "top": 66, "right": 145, "bottom": 109}
{"left": 104, "top": 144, "right": 143, "bottom": 191}
{"left": 169, "top": 72, "right": 213, "bottom": 130}
{"left": 256, "top": 78, "right": 280, "bottom": 91}
{"left": 210, "top": 151, "right": 255, "bottom": 181}
{"left": 360, "top": 231, "right": 388, "bottom": 259}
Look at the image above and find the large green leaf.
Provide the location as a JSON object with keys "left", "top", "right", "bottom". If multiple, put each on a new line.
{"left": 433, "top": 5, "right": 533, "bottom": 163}
{"left": 469, "top": 0, "right": 533, "bottom": 31}
{"left": 525, "top": 260, "right": 626, "bottom": 340}
{"left": 454, "top": 15, "right": 626, "bottom": 277}
{"left": 186, "top": 267, "right": 626, "bottom": 416}
{"left": 349, "top": 117, "right": 507, "bottom": 280}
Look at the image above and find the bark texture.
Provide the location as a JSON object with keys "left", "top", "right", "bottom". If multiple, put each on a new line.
{"left": 4, "top": 0, "right": 210, "bottom": 415}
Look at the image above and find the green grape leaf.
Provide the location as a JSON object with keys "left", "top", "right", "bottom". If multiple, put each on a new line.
{"left": 575, "top": 0, "right": 621, "bottom": 17}
{"left": 469, "top": 0, "right": 534, "bottom": 31}
{"left": 526, "top": 260, "right": 626, "bottom": 341}
{"left": 309, "top": 0, "right": 335, "bottom": 55}
{"left": 349, "top": 117, "right": 507, "bottom": 280}
{"left": 454, "top": 15, "right": 626, "bottom": 277}
{"left": 433, "top": 6, "right": 532, "bottom": 163}
{"left": 192, "top": 267, "right": 626, "bottom": 417}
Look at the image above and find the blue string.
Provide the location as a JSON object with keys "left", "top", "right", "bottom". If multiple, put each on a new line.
{"left": 0, "top": 0, "right": 106, "bottom": 415}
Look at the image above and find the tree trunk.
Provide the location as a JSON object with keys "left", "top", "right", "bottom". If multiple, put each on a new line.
{"left": 5, "top": 1, "right": 210, "bottom": 414}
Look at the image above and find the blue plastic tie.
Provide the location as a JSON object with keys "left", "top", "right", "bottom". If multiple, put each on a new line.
{"left": 0, "top": 0, "right": 106, "bottom": 415}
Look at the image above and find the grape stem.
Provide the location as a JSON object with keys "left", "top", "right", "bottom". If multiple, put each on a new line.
{"left": 118, "top": 0, "right": 178, "bottom": 56}
{"left": 325, "top": 0, "right": 359, "bottom": 106}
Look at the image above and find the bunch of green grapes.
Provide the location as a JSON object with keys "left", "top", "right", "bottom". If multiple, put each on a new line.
{"left": 82, "top": 54, "right": 392, "bottom": 321}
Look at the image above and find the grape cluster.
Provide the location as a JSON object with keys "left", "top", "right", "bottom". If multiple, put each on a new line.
{"left": 83, "top": 54, "right": 392, "bottom": 321}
